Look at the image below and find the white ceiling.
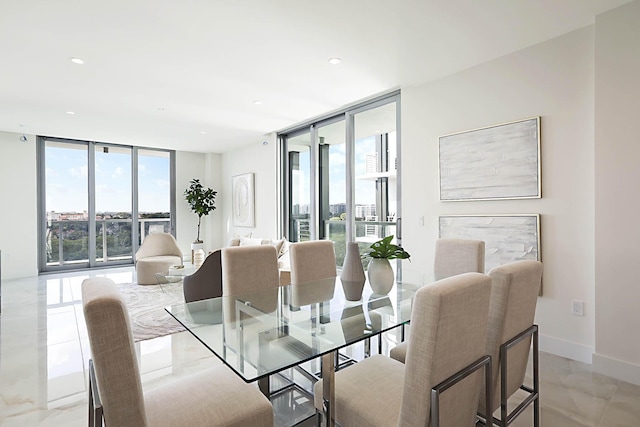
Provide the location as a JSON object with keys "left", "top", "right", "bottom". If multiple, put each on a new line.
{"left": 0, "top": 0, "right": 631, "bottom": 153}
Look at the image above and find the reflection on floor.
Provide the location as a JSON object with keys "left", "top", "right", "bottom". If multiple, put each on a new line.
{"left": 1, "top": 266, "right": 639, "bottom": 426}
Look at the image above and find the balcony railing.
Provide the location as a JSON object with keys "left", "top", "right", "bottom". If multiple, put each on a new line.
{"left": 46, "top": 218, "right": 170, "bottom": 266}
{"left": 290, "top": 218, "right": 397, "bottom": 267}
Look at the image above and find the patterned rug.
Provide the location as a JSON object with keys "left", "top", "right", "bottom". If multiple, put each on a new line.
{"left": 117, "top": 281, "right": 186, "bottom": 341}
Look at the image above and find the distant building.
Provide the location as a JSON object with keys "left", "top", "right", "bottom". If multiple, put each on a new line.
{"left": 330, "top": 203, "right": 346, "bottom": 216}
{"left": 355, "top": 204, "right": 376, "bottom": 219}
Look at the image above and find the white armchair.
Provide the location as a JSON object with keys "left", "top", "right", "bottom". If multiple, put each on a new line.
{"left": 135, "top": 233, "right": 182, "bottom": 285}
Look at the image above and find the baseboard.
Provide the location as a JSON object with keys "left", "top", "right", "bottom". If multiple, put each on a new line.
{"left": 538, "top": 334, "right": 594, "bottom": 364}
{"left": 593, "top": 353, "right": 640, "bottom": 386}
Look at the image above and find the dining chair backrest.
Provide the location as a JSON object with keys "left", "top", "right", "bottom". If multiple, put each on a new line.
{"left": 221, "top": 245, "right": 280, "bottom": 324}
{"left": 434, "top": 238, "right": 485, "bottom": 277}
{"left": 288, "top": 240, "right": 337, "bottom": 307}
{"left": 221, "top": 245, "right": 280, "bottom": 295}
{"left": 82, "top": 277, "right": 148, "bottom": 426}
{"left": 399, "top": 272, "right": 492, "bottom": 426}
{"left": 289, "top": 240, "right": 337, "bottom": 285}
{"left": 480, "top": 260, "right": 543, "bottom": 414}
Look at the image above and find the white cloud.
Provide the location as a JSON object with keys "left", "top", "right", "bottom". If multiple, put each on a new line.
{"left": 111, "top": 167, "right": 124, "bottom": 179}
{"left": 69, "top": 165, "right": 88, "bottom": 178}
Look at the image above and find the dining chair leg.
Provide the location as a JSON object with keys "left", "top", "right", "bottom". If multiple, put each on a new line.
{"left": 258, "top": 376, "right": 270, "bottom": 397}
{"left": 88, "top": 379, "right": 94, "bottom": 427}
{"left": 321, "top": 351, "right": 336, "bottom": 427}
{"left": 88, "top": 360, "right": 103, "bottom": 427}
{"left": 533, "top": 326, "right": 540, "bottom": 427}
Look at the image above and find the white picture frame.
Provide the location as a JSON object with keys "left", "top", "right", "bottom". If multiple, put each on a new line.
{"left": 232, "top": 173, "right": 255, "bottom": 227}
{"left": 439, "top": 117, "right": 541, "bottom": 201}
{"left": 438, "top": 214, "right": 541, "bottom": 275}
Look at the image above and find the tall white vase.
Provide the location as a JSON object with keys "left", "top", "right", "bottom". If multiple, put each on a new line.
{"left": 367, "top": 258, "right": 394, "bottom": 295}
{"left": 340, "top": 242, "right": 366, "bottom": 301}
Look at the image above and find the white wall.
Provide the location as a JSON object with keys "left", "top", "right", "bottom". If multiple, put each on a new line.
{"left": 0, "top": 132, "right": 39, "bottom": 279}
{"left": 221, "top": 135, "right": 279, "bottom": 243}
{"left": 174, "top": 151, "right": 223, "bottom": 255}
{"left": 594, "top": 0, "right": 640, "bottom": 384}
{"left": 401, "top": 27, "right": 597, "bottom": 363}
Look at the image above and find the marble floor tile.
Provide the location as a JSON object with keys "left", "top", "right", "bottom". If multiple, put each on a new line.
{"left": 2, "top": 266, "right": 640, "bottom": 426}
{"left": 599, "top": 381, "right": 640, "bottom": 427}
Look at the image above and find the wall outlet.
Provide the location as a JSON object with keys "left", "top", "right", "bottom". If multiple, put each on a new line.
{"left": 418, "top": 216, "right": 424, "bottom": 226}
{"left": 571, "top": 300, "right": 585, "bottom": 316}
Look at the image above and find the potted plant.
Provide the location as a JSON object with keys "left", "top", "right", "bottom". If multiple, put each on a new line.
{"left": 363, "top": 235, "right": 410, "bottom": 294}
{"left": 184, "top": 179, "right": 217, "bottom": 266}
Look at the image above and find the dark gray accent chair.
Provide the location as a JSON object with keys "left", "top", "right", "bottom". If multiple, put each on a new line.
{"left": 183, "top": 249, "right": 223, "bottom": 303}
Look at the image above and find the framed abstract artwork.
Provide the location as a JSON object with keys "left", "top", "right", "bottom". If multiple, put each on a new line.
{"left": 438, "top": 214, "right": 541, "bottom": 275}
{"left": 439, "top": 117, "right": 541, "bottom": 201}
{"left": 232, "top": 173, "right": 255, "bottom": 227}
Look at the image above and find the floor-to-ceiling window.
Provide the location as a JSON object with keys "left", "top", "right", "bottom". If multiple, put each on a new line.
{"left": 94, "top": 143, "right": 132, "bottom": 263}
{"left": 38, "top": 137, "right": 175, "bottom": 272}
{"left": 279, "top": 92, "right": 400, "bottom": 267}
{"left": 137, "top": 149, "right": 173, "bottom": 244}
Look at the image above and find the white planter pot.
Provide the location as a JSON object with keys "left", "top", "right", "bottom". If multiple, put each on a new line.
{"left": 367, "top": 258, "right": 394, "bottom": 295}
{"left": 191, "top": 242, "right": 205, "bottom": 269}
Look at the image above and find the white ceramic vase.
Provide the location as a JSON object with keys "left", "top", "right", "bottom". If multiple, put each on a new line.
{"left": 367, "top": 258, "right": 394, "bottom": 295}
{"left": 340, "top": 242, "right": 366, "bottom": 301}
{"left": 191, "top": 242, "right": 205, "bottom": 269}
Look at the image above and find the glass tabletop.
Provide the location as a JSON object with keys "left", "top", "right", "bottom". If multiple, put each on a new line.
{"left": 165, "top": 276, "right": 425, "bottom": 382}
{"left": 156, "top": 265, "right": 197, "bottom": 284}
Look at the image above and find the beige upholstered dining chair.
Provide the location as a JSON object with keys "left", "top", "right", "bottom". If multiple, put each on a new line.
{"left": 478, "top": 260, "right": 543, "bottom": 427}
{"left": 434, "top": 238, "right": 485, "bottom": 277}
{"left": 288, "top": 240, "right": 337, "bottom": 307}
{"left": 82, "top": 277, "right": 273, "bottom": 427}
{"left": 313, "top": 272, "right": 493, "bottom": 427}
{"left": 134, "top": 232, "right": 182, "bottom": 285}
{"left": 289, "top": 240, "right": 337, "bottom": 285}
{"left": 221, "top": 245, "right": 280, "bottom": 295}
{"left": 390, "top": 237, "right": 486, "bottom": 363}
{"left": 220, "top": 245, "right": 281, "bottom": 324}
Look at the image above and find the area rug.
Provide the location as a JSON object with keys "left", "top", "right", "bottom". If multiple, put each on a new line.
{"left": 117, "top": 282, "right": 186, "bottom": 341}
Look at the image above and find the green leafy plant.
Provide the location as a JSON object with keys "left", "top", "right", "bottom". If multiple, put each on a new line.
{"left": 184, "top": 179, "right": 217, "bottom": 243}
{"left": 363, "top": 235, "right": 411, "bottom": 260}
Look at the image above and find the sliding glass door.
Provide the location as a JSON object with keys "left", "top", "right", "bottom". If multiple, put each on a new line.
{"left": 286, "top": 131, "right": 312, "bottom": 242}
{"left": 353, "top": 102, "right": 398, "bottom": 248}
{"left": 42, "top": 140, "right": 90, "bottom": 267}
{"left": 138, "top": 149, "right": 172, "bottom": 244}
{"left": 38, "top": 137, "right": 175, "bottom": 272}
{"left": 317, "top": 119, "right": 347, "bottom": 264}
{"left": 280, "top": 92, "right": 400, "bottom": 267}
{"left": 94, "top": 143, "right": 133, "bottom": 264}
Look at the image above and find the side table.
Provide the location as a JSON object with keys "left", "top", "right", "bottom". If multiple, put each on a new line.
{"left": 155, "top": 265, "right": 197, "bottom": 285}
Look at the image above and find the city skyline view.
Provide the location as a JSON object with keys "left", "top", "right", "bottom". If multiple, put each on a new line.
{"left": 292, "top": 134, "right": 387, "bottom": 209}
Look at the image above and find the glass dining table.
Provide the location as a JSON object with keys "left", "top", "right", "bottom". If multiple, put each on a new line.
{"left": 165, "top": 275, "right": 425, "bottom": 426}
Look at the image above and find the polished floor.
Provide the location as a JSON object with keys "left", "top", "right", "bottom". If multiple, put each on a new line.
{"left": 1, "top": 266, "right": 639, "bottom": 426}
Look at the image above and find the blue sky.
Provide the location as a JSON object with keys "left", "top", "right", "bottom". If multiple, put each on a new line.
{"left": 294, "top": 135, "right": 377, "bottom": 207}
{"left": 45, "top": 145, "right": 170, "bottom": 213}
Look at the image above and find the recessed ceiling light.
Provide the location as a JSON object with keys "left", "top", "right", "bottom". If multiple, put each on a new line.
{"left": 200, "top": 131, "right": 206, "bottom": 134}
{"left": 70, "top": 57, "right": 84, "bottom": 65}
{"left": 328, "top": 58, "right": 341, "bottom": 65}
{"left": 253, "top": 100, "right": 262, "bottom": 105}
{"left": 66, "top": 111, "right": 75, "bottom": 115}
